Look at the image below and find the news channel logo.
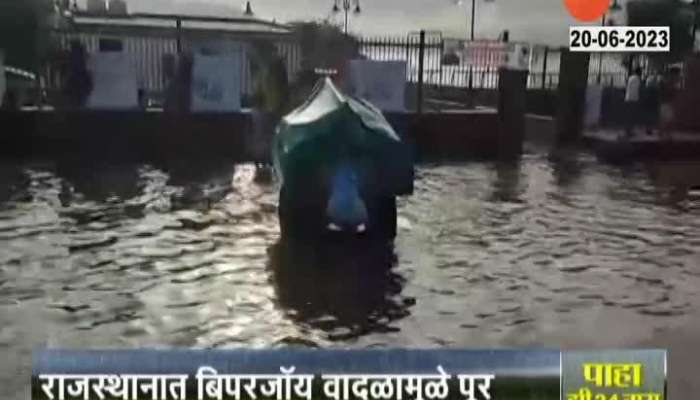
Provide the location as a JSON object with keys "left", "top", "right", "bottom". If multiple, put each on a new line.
{"left": 564, "top": 0, "right": 618, "bottom": 22}
{"left": 562, "top": 349, "right": 667, "bottom": 400}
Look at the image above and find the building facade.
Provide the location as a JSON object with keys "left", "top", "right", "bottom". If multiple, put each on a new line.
{"left": 47, "top": 5, "right": 302, "bottom": 105}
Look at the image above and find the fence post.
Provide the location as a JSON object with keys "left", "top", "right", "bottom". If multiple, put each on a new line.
{"left": 405, "top": 36, "right": 410, "bottom": 67}
{"left": 417, "top": 30, "right": 426, "bottom": 114}
{"left": 176, "top": 17, "right": 182, "bottom": 54}
{"left": 498, "top": 67, "right": 528, "bottom": 160}
{"left": 541, "top": 46, "right": 548, "bottom": 90}
{"left": 439, "top": 38, "right": 444, "bottom": 89}
{"left": 556, "top": 49, "right": 590, "bottom": 143}
{"left": 468, "top": 64, "right": 474, "bottom": 92}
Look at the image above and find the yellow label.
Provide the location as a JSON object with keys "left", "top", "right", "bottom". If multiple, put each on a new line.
{"left": 622, "top": 393, "right": 663, "bottom": 400}
{"left": 583, "top": 363, "right": 643, "bottom": 388}
{"left": 567, "top": 387, "right": 593, "bottom": 400}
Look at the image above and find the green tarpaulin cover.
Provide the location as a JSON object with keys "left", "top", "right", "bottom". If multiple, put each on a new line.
{"left": 272, "top": 78, "right": 413, "bottom": 198}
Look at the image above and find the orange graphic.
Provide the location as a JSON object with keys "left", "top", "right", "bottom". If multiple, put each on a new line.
{"left": 564, "top": 0, "right": 610, "bottom": 22}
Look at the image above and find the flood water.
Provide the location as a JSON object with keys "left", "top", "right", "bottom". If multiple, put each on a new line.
{"left": 2, "top": 150, "right": 700, "bottom": 399}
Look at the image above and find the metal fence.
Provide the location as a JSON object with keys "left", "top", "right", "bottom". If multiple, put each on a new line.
{"left": 358, "top": 34, "right": 646, "bottom": 91}
{"left": 358, "top": 32, "right": 444, "bottom": 86}
{"left": 47, "top": 30, "right": 302, "bottom": 103}
{"left": 44, "top": 28, "right": 653, "bottom": 107}
{"left": 588, "top": 52, "right": 651, "bottom": 87}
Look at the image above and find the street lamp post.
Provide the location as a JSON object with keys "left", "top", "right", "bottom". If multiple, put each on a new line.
{"left": 469, "top": 0, "right": 476, "bottom": 41}
{"left": 333, "top": 0, "right": 361, "bottom": 35}
{"left": 598, "top": 0, "right": 623, "bottom": 83}
{"left": 459, "top": 0, "right": 494, "bottom": 91}
{"left": 462, "top": 0, "right": 494, "bottom": 41}
{"left": 601, "top": 0, "right": 622, "bottom": 27}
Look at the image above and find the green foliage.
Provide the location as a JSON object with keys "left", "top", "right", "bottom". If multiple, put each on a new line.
{"left": 0, "top": 0, "right": 55, "bottom": 71}
{"left": 247, "top": 39, "right": 291, "bottom": 115}
{"left": 286, "top": 21, "right": 360, "bottom": 107}
{"left": 290, "top": 21, "right": 359, "bottom": 72}
{"left": 441, "top": 52, "right": 460, "bottom": 66}
{"left": 626, "top": 0, "right": 696, "bottom": 65}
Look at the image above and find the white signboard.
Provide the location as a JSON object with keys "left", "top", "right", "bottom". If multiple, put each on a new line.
{"left": 0, "top": 51, "right": 5, "bottom": 108}
{"left": 464, "top": 40, "right": 532, "bottom": 71}
{"left": 464, "top": 40, "right": 507, "bottom": 67}
{"left": 584, "top": 84, "right": 603, "bottom": 128}
{"left": 86, "top": 52, "right": 139, "bottom": 110}
{"left": 191, "top": 53, "right": 242, "bottom": 112}
{"left": 347, "top": 60, "right": 406, "bottom": 112}
{"left": 503, "top": 43, "right": 531, "bottom": 71}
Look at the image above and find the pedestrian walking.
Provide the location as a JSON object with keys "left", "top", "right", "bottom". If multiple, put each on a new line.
{"left": 624, "top": 67, "right": 643, "bottom": 138}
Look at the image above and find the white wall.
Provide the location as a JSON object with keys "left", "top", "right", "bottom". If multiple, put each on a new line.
{"left": 86, "top": 52, "right": 139, "bottom": 109}
{"left": 51, "top": 32, "right": 302, "bottom": 98}
{"left": 347, "top": 60, "right": 407, "bottom": 112}
{"left": 190, "top": 52, "right": 242, "bottom": 112}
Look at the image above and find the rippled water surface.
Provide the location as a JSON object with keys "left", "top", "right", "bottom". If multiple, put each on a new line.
{"left": 2, "top": 152, "right": 700, "bottom": 398}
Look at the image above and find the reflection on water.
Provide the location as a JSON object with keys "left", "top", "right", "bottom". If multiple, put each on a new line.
{"left": 490, "top": 162, "right": 523, "bottom": 203}
{"left": 547, "top": 148, "right": 584, "bottom": 188}
{"left": 2, "top": 153, "right": 700, "bottom": 398}
{"left": 269, "top": 239, "right": 411, "bottom": 342}
{"left": 647, "top": 162, "right": 700, "bottom": 207}
{"left": 55, "top": 161, "right": 142, "bottom": 205}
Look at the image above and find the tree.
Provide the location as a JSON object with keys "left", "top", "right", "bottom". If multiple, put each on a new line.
{"left": 441, "top": 52, "right": 460, "bottom": 66}
{"left": 0, "top": 0, "right": 56, "bottom": 71}
{"left": 286, "top": 21, "right": 360, "bottom": 106}
{"left": 626, "top": 0, "right": 696, "bottom": 66}
{"left": 249, "top": 39, "right": 290, "bottom": 116}
{"left": 289, "top": 21, "right": 359, "bottom": 73}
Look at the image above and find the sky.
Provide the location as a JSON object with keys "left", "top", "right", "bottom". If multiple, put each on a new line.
{"left": 84, "top": 0, "right": 633, "bottom": 45}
